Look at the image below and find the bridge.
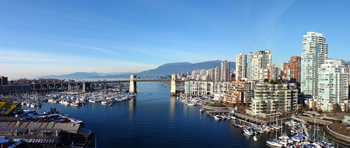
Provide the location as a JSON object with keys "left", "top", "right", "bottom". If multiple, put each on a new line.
{"left": 6, "top": 74, "right": 179, "bottom": 95}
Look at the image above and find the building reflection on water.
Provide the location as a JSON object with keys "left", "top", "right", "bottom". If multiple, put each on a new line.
{"left": 129, "top": 97, "right": 136, "bottom": 122}
{"left": 170, "top": 96, "right": 176, "bottom": 121}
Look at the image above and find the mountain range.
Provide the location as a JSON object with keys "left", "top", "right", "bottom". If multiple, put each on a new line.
{"left": 38, "top": 59, "right": 350, "bottom": 79}
{"left": 38, "top": 60, "right": 236, "bottom": 79}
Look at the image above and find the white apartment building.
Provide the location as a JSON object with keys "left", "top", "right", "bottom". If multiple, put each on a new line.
{"left": 220, "top": 60, "right": 230, "bottom": 81}
{"left": 184, "top": 81, "right": 231, "bottom": 96}
{"left": 207, "top": 69, "right": 214, "bottom": 81}
{"left": 214, "top": 66, "right": 221, "bottom": 82}
{"left": 248, "top": 50, "right": 272, "bottom": 81}
{"left": 318, "top": 59, "right": 349, "bottom": 110}
{"left": 236, "top": 53, "right": 247, "bottom": 81}
{"left": 281, "top": 62, "right": 287, "bottom": 72}
{"left": 301, "top": 32, "right": 328, "bottom": 97}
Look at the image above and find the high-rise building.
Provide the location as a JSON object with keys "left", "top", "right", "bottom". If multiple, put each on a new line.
{"left": 0, "top": 76, "right": 8, "bottom": 86}
{"left": 220, "top": 60, "right": 230, "bottom": 81}
{"left": 301, "top": 32, "right": 328, "bottom": 97}
{"left": 286, "top": 56, "right": 301, "bottom": 83}
{"left": 206, "top": 69, "right": 214, "bottom": 81}
{"left": 214, "top": 67, "right": 221, "bottom": 82}
{"left": 247, "top": 50, "right": 272, "bottom": 81}
{"left": 318, "top": 60, "right": 348, "bottom": 110}
{"left": 281, "top": 62, "right": 287, "bottom": 74}
{"left": 236, "top": 53, "right": 247, "bottom": 81}
{"left": 200, "top": 69, "right": 206, "bottom": 77}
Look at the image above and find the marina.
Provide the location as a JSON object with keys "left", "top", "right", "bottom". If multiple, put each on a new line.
{"left": 0, "top": 82, "right": 348, "bottom": 147}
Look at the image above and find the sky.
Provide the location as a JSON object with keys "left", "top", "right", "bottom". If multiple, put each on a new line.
{"left": 1, "top": 0, "right": 350, "bottom": 79}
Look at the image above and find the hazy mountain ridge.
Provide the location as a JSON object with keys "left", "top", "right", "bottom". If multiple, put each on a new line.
{"left": 38, "top": 60, "right": 235, "bottom": 79}
{"left": 38, "top": 72, "right": 132, "bottom": 79}
{"left": 339, "top": 59, "right": 350, "bottom": 65}
{"left": 102, "top": 60, "right": 236, "bottom": 78}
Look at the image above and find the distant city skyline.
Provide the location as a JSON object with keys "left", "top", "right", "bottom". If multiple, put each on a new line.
{"left": 1, "top": 0, "right": 350, "bottom": 79}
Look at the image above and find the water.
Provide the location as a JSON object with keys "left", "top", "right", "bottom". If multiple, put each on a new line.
{"left": 21, "top": 82, "right": 349, "bottom": 147}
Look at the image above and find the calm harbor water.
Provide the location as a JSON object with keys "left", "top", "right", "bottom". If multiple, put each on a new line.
{"left": 22, "top": 82, "right": 348, "bottom": 147}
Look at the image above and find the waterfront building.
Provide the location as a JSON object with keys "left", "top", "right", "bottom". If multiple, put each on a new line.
{"left": 0, "top": 121, "right": 92, "bottom": 147}
{"left": 214, "top": 67, "right": 221, "bottom": 82}
{"left": 318, "top": 60, "right": 349, "bottom": 110}
{"left": 0, "top": 76, "right": 8, "bottom": 86}
{"left": 220, "top": 60, "right": 230, "bottom": 81}
{"left": 286, "top": 56, "right": 301, "bottom": 83}
{"left": 236, "top": 53, "right": 247, "bottom": 81}
{"left": 224, "top": 80, "right": 254, "bottom": 105}
{"left": 259, "top": 64, "right": 279, "bottom": 81}
{"left": 301, "top": 32, "right": 328, "bottom": 97}
{"left": 184, "top": 81, "right": 231, "bottom": 96}
{"left": 247, "top": 50, "right": 272, "bottom": 81}
{"left": 247, "top": 83, "right": 299, "bottom": 117}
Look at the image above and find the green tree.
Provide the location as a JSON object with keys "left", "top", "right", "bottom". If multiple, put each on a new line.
{"left": 270, "top": 79, "right": 275, "bottom": 84}
{"left": 335, "top": 103, "right": 342, "bottom": 112}
{"left": 264, "top": 79, "right": 269, "bottom": 83}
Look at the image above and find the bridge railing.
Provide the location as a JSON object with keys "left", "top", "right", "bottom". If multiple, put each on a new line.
{"left": 326, "top": 124, "right": 350, "bottom": 142}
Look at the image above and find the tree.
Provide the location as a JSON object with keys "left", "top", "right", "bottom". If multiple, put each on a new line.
{"left": 270, "top": 79, "right": 275, "bottom": 84}
{"left": 264, "top": 79, "right": 269, "bottom": 83}
{"left": 335, "top": 103, "right": 342, "bottom": 112}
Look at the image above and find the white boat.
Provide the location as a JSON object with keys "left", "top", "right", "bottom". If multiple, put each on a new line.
{"left": 291, "top": 135, "right": 302, "bottom": 142}
{"left": 214, "top": 115, "right": 222, "bottom": 121}
{"left": 101, "top": 101, "right": 107, "bottom": 105}
{"left": 70, "top": 102, "right": 79, "bottom": 107}
{"left": 266, "top": 139, "right": 283, "bottom": 147}
{"left": 187, "top": 102, "right": 196, "bottom": 106}
{"left": 243, "top": 128, "right": 254, "bottom": 136}
{"left": 62, "top": 100, "right": 70, "bottom": 106}
{"left": 220, "top": 115, "right": 227, "bottom": 120}
{"left": 89, "top": 99, "right": 96, "bottom": 103}
{"left": 30, "top": 103, "right": 37, "bottom": 108}
{"left": 48, "top": 99, "right": 57, "bottom": 103}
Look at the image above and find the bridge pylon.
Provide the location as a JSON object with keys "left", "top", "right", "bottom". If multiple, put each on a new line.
{"left": 170, "top": 74, "right": 176, "bottom": 96}
{"left": 130, "top": 75, "right": 137, "bottom": 94}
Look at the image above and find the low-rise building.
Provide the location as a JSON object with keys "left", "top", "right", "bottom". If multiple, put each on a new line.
{"left": 0, "top": 122, "right": 92, "bottom": 147}
{"left": 247, "top": 83, "right": 298, "bottom": 117}
{"left": 223, "top": 80, "right": 255, "bottom": 105}
{"left": 184, "top": 81, "right": 230, "bottom": 96}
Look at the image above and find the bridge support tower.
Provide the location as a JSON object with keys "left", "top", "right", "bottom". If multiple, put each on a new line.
{"left": 82, "top": 82, "right": 86, "bottom": 93}
{"left": 170, "top": 74, "right": 176, "bottom": 96}
{"left": 130, "top": 75, "right": 137, "bottom": 94}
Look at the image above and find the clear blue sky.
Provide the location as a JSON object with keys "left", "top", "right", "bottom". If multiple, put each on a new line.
{"left": 1, "top": 0, "right": 350, "bottom": 79}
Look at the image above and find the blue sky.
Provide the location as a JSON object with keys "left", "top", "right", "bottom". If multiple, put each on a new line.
{"left": 1, "top": 0, "right": 350, "bottom": 79}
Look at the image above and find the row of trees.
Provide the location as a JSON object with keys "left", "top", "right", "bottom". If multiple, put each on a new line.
{"left": 263, "top": 79, "right": 283, "bottom": 84}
